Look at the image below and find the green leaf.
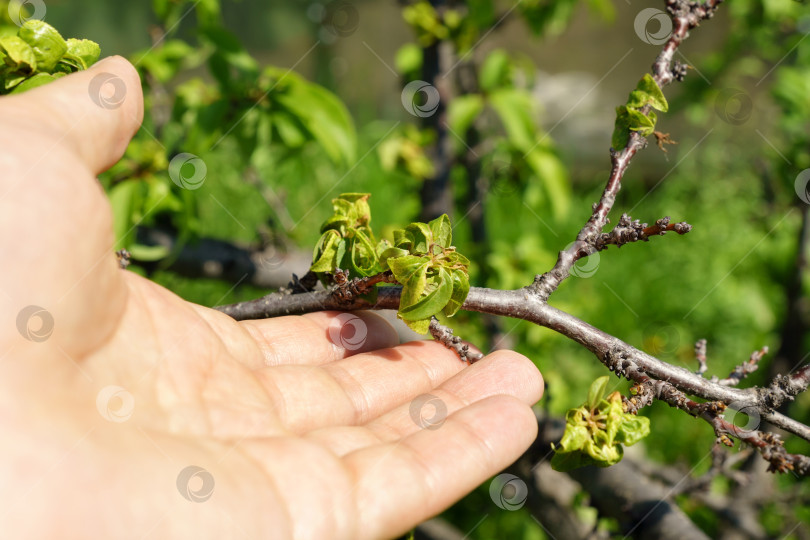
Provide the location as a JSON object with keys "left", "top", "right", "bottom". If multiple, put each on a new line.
{"left": 395, "top": 43, "right": 422, "bottom": 75}
{"left": 399, "top": 266, "right": 453, "bottom": 321}
{"left": 480, "top": 49, "right": 510, "bottom": 92}
{"left": 128, "top": 243, "right": 171, "bottom": 262}
{"left": 18, "top": 20, "right": 67, "bottom": 72}
{"left": 273, "top": 111, "right": 306, "bottom": 148}
{"left": 428, "top": 214, "right": 452, "bottom": 248}
{"left": 489, "top": 88, "right": 536, "bottom": 152}
{"left": 275, "top": 72, "right": 356, "bottom": 166}
{"left": 611, "top": 107, "right": 631, "bottom": 149}
{"left": 350, "top": 229, "right": 380, "bottom": 276}
{"left": 109, "top": 180, "right": 140, "bottom": 249}
{"left": 635, "top": 73, "right": 668, "bottom": 112}
{"left": 0, "top": 35, "right": 36, "bottom": 73}
{"left": 612, "top": 106, "right": 657, "bottom": 148}
{"left": 556, "top": 422, "right": 590, "bottom": 453}
{"left": 443, "top": 269, "right": 470, "bottom": 317}
{"left": 311, "top": 230, "right": 343, "bottom": 273}
{"left": 9, "top": 71, "right": 62, "bottom": 93}
{"left": 443, "top": 250, "right": 470, "bottom": 268}
{"left": 587, "top": 376, "right": 610, "bottom": 410}
{"left": 617, "top": 415, "right": 650, "bottom": 446}
{"left": 379, "top": 246, "right": 409, "bottom": 270}
{"left": 61, "top": 38, "right": 100, "bottom": 70}
{"left": 447, "top": 94, "right": 484, "bottom": 148}
{"left": 134, "top": 39, "right": 194, "bottom": 82}
{"left": 550, "top": 447, "right": 599, "bottom": 472}
{"left": 404, "top": 317, "right": 431, "bottom": 335}
{"left": 402, "top": 222, "right": 433, "bottom": 254}
{"left": 389, "top": 255, "right": 430, "bottom": 295}
{"left": 524, "top": 148, "right": 571, "bottom": 219}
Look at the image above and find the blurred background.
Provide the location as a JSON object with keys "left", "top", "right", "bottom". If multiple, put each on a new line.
{"left": 12, "top": 0, "right": 810, "bottom": 537}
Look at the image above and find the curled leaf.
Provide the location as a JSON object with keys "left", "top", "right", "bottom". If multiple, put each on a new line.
{"left": 62, "top": 38, "right": 101, "bottom": 70}
{"left": 398, "top": 267, "right": 453, "bottom": 322}
{"left": 18, "top": 20, "right": 67, "bottom": 72}
{"left": 587, "top": 376, "right": 610, "bottom": 410}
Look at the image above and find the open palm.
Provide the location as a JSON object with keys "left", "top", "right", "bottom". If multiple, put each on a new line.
{"left": 0, "top": 57, "right": 543, "bottom": 539}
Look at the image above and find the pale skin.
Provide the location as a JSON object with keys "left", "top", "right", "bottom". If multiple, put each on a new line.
{"left": 0, "top": 57, "right": 544, "bottom": 539}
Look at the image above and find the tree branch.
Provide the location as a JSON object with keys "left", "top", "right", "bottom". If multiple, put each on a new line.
{"left": 529, "top": 0, "right": 723, "bottom": 300}
{"left": 215, "top": 285, "right": 810, "bottom": 449}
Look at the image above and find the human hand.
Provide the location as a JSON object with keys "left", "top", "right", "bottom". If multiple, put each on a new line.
{"left": 0, "top": 57, "right": 544, "bottom": 539}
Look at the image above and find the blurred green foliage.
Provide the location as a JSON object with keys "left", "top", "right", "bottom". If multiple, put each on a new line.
{"left": 3, "top": 0, "right": 808, "bottom": 537}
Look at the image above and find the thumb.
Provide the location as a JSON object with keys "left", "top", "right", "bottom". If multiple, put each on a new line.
{"left": 0, "top": 55, "right": 144, "bottom": 175}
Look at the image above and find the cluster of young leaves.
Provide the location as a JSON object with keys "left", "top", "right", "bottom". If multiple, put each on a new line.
{"left": 551, "top": 376, "right": 650, "bottom": 472}
{"left": 310, "top": 194, "right": 471, "bottom": 334}
{"left": 0, "top": 19, "right": 99, "bottom": 94}
{"left": 379, "top": 214, "right": 470, "bottom": 334}
{"left": 611, "top": 74, "right": 669, "bottom": 149}
{"left": 311, "top": 193, "right": 380, "bottom": 277}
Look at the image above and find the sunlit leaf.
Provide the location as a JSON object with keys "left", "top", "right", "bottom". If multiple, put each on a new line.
{"left": 399, "top": 267, "right": 453, "bottom": 321}
{"left": 587, "top": 376, "right": 610, "bottom": 410}
{"left": 443, "top": 269, "right": 470, "bottom": 317}
{"left": 18, "top": 20, "right": 67, "bottom": 72}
